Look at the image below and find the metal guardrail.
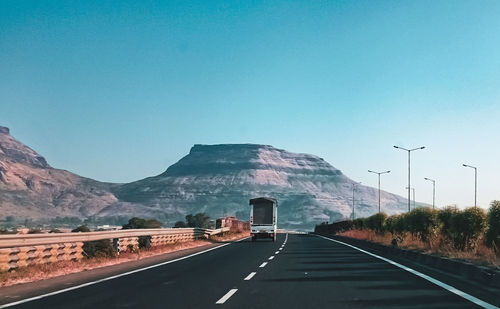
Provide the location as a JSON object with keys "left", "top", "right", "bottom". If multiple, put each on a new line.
{"left": 0, "top": 227, "right": 230, "bottom": 271}
{"left": 0, "top": 227, "right": 229, "bottom": 248}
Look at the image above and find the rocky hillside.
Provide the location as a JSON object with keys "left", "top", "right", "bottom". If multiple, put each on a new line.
{"left": 0, "top": 126, "right": 126, "bottom": 220}
{"left": 114, "top": 144, "right": 409, "bottom": 229}
{"left": 0, "top": 126, "right": 409, "bottom": 229}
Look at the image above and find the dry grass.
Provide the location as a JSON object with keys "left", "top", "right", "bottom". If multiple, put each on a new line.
{"left": 0, "top": 231, "right": 249, "bottom": 287}
{"left": 340, "top": 229, "right": 500, "bottom": 269}
{"left": 210, "top": 230, "right": 250, "bottom": 242}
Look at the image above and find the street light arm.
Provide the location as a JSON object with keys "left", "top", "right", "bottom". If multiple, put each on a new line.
{"left": 410, "top": 146, "right": 425, "bottom": 151}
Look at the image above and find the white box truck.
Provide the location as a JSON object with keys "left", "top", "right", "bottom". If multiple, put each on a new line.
{"left": 249, "top": 197, "right": 278, "bottom": 242}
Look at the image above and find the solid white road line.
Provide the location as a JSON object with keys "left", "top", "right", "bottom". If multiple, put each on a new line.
{"left": 0, "top": 237, "right": 250, "bottom": 309}
{"left": 268, "top": 256, "right": 274, "bottom": 260}
{"left": 259, "top": 262, "right": 268, "bottom": 268}
{"left": 244, "top": 272, "right": 256, "bottom": 281}
{"left": 216, "top": 289, "right": 238, "bottom": 304}
{"left": 316, "top": 235, "right": 498, "bottom": 309}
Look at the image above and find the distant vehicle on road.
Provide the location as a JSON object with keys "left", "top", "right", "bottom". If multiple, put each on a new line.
{"left": 249, "top": 197, "right": 278, "bottom": 241}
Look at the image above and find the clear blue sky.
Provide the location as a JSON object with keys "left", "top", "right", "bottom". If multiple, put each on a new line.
{"left": 1, "top": 1, "right": 499, "bottom": 209}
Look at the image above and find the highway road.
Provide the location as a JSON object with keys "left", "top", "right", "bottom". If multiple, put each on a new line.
{"left": 1, "top": 233, "right": 499, "bottom": 308}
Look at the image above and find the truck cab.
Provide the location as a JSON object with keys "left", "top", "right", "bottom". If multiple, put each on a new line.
{"left": 249, "top": 197, "right": 278, "bottom": 241}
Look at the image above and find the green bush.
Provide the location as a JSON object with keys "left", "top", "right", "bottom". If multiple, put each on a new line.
{"left": 71, "top": 225, "right": 116, "bottom": 258}
{"left": 174, "top": 221, "right": 187, "bottom": 228}
{"left": 82, "top": 239, "right": 116, "bottom": 258}
{"left": 364, "top": 213, "right": 387, "bottom": 233}
{"left": 485, "top": 201, "right": 500, "bottom": 250}
{"left": 185, "top": 213, "right": 212, "bottom": 229}
{"left": 449, "top": 207, "right": 487, "bottom": 251}
{"left": 405, "top": 207, "right": 440, "bottom": 242}
{"left": 385, "top": 213, "right": 408, "bottom": 236}
{"left": 72, "top": 225, "right": 91, "bottom": 233}
{"left": 122, "top": 217, "right": 162, "bottom": 229}
{"left": 437, "top": 206, "right": 459, "bottom": 240}
{"left": 353, "top": 218, "right": 365, "bottom": 230}
{"left": 121, "top": 218, "right": 161, "bottom": 249}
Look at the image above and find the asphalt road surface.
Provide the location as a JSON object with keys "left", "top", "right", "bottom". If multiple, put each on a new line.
{"left": 1, "top": 233, "right": 498, "bottom": 309}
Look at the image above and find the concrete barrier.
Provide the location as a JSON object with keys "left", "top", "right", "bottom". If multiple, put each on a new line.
{"left": 0, "top": 227, "right": 229, "bottom": 272}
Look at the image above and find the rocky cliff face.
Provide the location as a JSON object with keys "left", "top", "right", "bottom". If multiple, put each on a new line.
{"left": 115, "top": 144, "right": 408, "bottom": 229}
{"left": 0, "top": 126, "right": 122, "bottom": 219}
{"left": 0, "top": 126, "right": 409, "bottom": 229}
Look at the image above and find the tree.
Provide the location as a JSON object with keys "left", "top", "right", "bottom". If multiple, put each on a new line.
{"left": 485, "top": 200, "right": 500, "bottom": 250}
{"left": 122, "top": 217, "right": 162, "bottom": 229}
{"left": 174, "top": 221, "right": 187, "bottom": 228}
{"left": 185, "top": 213, "right": 211, "bottom": 229}
{"left": 72, "top": 225, "right": 91, "bottom": 232}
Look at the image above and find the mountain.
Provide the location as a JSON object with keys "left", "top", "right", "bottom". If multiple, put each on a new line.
{"left": 0, "top": 126, "right": 129, "bottom": 220}
{"left": 114, "top": 144, "right": 409, "bottom": 229}
{"left": 0, "top": 126, "right": 409, "bottom": 229}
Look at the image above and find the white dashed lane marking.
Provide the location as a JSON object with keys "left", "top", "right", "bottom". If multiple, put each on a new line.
{"left": 259, "top": 262, "right": 268, "bottom": 268}
{"left": 268, "top": 256, "right": 274, "bottom": 260}
{"left": 216, "top": 289, "right": 238, "bottom": 304}
{"left": 244, "top": 272, "right": 256, "bottom": 281}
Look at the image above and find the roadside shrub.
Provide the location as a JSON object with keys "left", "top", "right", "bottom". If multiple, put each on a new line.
{"left": 364, "top": 213, "right": 387, "bottom": 233}
{"left": 71, "top": 225, "right": 116, "bottom": 257}
{"left": 122, "top": 217, "right": 162, "bottom": 229}
{"left": 353, "top": 218, "right": 365, "bottom": 230}
{"left": 28, "top": 229, "right": 43, "bottom": 234}
{"left": 438, "top": 206, "right": 459, "bottom": 240}
{"left": 82, "top": 239, "right": 116, "bottom": 258}
{"left": 174, "top": 221, "right": 187, "bottom": 228}
{"left": 185, "top": 213, "right": 212, "bottom": 229}
{"left": 485, "top": 201, "right": 500, "bottom": 250}
{"left": 122, "top": 217, "right": 162, "bottom": 249}
{"left": 449, "top": 207, "right": 487, "bottom": 251}
{"left": 314, "top": 220, "right": 353, "bottom": 234}
{"left": 405, "top": 208, "right": 439, "bottom": 242}
{"left": 72, "top": 225, "right": 91, "bottom": 233}
{"left": 387, "top": 213, "right": 408, "bottom": 236}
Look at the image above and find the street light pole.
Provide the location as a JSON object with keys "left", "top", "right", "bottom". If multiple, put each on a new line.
{"left": 405, "top": 187, "right": 416, "bottom": 210}
{"left": 368, "top": 170, "right": 390, "bottom": 213}
{"left": 394, "top": 146, "right": 425, "bottom": 212}
{"left": 463, "top": 164, "right": 477, "bottom": 208}
{"left": 352, "top": 182, "right": 361, "bottom": 220}
{"left": 424, "top": 177, "right": 435, "bottom": 209}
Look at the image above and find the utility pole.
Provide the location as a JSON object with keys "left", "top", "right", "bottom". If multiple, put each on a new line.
{"left": 352, "top": 182, "right": 361, "bottom": 220}
{"left": 462, "top": 164, "right": 477, "bottom": 208}
{"left": 406, "top": 187, "right": 416, "bottom": 210}
{"left": 424, "top": 177, "right": 435, "bottom": 209}
{"left": 368, "top": 170, "right": 390, "bottom": 213}
{"left": 394, "top": 146, "right": 425, "bottom": 212}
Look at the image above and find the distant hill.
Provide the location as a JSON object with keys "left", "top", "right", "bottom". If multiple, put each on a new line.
{"left": 0, "top": 126, "right": 409, "bottom": 229}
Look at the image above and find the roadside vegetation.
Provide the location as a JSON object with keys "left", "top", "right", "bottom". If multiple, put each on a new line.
{"left": 315, "top": 201, "right": 500, "bottom": 268}
{"left": 173, "top": 212, "right": 212, "bottom": 229}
